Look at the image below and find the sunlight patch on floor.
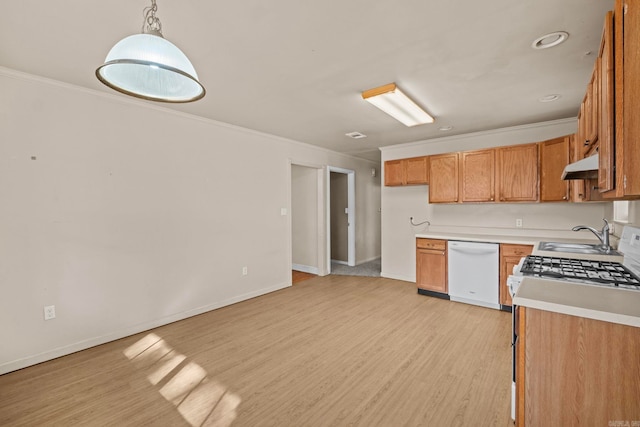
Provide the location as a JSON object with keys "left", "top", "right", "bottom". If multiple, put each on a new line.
{"left": 124, "top": 333, "right": 241, "bottom": 427}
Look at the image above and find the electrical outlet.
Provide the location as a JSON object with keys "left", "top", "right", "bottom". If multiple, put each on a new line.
{"left": 516, "top": 219, "right": 523, "bottom": 228}
{"left": 44, "top": 305, "right": 56, "bottom": 320}
{"left": 242, "top": 266, "right": 248, "bottom": 276}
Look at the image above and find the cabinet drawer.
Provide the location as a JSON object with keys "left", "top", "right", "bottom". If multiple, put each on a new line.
{"left": 501, "top": 244, "right": 533, "bottom": 257}
{"left": 417, "top": 239, "right": 447, "bottom": 251}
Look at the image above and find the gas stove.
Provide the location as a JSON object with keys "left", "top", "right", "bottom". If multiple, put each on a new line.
{"left": 519, "top": 256, "right": 640, "bottom": 290}
{"left": 512, "top": 225, "right": 640, "bottom": 292}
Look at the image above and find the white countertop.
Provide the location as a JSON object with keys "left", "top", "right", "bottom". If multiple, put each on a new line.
{"left": 415, "top": 230, "right": 608, "bottom": 246}
{"left": 416, "top": 231, "right": 541, "bottom": 245}
{"left": 513, "top": 277, "right": 640, "bottom": 328}
{"left": 415, "top": 230, "right": 624, "bottom": 262}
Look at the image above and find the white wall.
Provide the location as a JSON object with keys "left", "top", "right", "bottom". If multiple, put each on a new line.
{"left": 380, "top": 119, "right": 612, "bottom": 282}
{"left": 632, "top": 201, "right": 640, "bottom": 226}
{"left": 0, "top": 68, "right": 381, "bottom": 374}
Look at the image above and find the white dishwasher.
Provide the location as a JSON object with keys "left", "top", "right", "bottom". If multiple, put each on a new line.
{"left": 448, "top": 241, "right": 500, "bottom": 309}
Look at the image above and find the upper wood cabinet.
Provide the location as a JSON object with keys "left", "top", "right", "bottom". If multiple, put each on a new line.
{"left": 384, "top": 156, "right": 429, "bottom": 186}
{"left": 584, "top": 66, "right": 600, "bottom": 157}
{"left": 539, "top": 136, "right": 570, "bottom": 202}
{"left": 384, "top": 160, "right": 404, "bottom": 186}
{"left": 460, "top": 149, "right": 496, "bottom": 202}
{"left": 405, "top": 156, "right": 429, "bottom": 185}
{"left": 429, "top": 153, "right": 459, "bottom": 203}
{"left": 609, "top": 0, "right": 640, "bottom": 198}
{"left": 496, "top": 143, "right": 539, "bottom": 202}
{"left": 599, "top": 10, "right": 615, "bottom": 193}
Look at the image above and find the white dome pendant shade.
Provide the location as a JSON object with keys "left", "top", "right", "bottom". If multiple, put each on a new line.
{"left": 96, "top": 1, "right": 205, "bottom": 103}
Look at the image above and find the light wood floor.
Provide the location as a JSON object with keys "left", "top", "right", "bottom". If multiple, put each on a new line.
{"left": 292, "top": 270, "right": 316, "bottom": 284}
{"left": 0, "top": 276, "right": 513, "bottom": 426}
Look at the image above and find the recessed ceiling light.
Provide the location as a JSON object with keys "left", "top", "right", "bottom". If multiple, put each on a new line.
{"left": 531, "top": 31, "right": 569, "bottom": 50}
{"left": 438, "top": 126, "right": 453, "bottom": 131}
{"left": 539, "top": 94, "right": 561, "bottom": 103}
{"left": 345, "top": 131, "right": 367, "bottom": 139}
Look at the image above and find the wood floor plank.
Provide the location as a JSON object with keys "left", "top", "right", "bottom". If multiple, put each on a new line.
{"left": 0, "top": 276, "right": 513, "bottom": 426}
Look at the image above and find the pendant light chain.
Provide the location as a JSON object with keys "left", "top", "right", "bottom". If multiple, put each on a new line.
{"left": 142, "top": 0, "right": 163, "bottom": 36}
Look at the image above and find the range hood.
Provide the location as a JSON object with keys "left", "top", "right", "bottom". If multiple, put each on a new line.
{"left": 561, "top": 154, "right": 599, "bottom": 180}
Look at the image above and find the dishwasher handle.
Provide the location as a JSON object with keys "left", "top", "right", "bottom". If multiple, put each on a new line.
{"left": 448, "top": 243, "right": 498, "bottom": 256}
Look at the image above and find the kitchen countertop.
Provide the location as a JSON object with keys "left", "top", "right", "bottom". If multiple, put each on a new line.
{"left": 415, "top": 230, "right": 624, "bottom": 262}
{"left": 513, "top": 277, "right": 640, "bottom": 328}
{"left": 416, "top": 231, "right": 543, "bottom": 245}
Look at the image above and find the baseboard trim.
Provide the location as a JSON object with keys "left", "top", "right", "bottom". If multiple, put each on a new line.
{"left": 380, "top": 271, "right": 414, "bottom": 283}
{"left": 357, "top": 256, "right": 381, "bottom": 265}
{"left": 0, "top": 281, "right": 290, "bottom": 375}
{"left": 292, "top": 264, "right": 319, "bottom": 275}
{"left": 417, "top": 288, "right": 450, "bottom": 300}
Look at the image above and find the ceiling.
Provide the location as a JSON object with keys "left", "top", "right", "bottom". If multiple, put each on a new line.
{"left": 1, "top": 0, "right": 614, "bottom": 162}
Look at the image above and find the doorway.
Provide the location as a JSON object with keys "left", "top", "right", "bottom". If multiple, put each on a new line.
{"left": 330, "top": 172, "right": 348, "bottom": 264}
{"left": 327, "top": 167, "right": 355, "bottom": 272}
{"left": 291, "top": 164, "right": 323, "bottom": 276}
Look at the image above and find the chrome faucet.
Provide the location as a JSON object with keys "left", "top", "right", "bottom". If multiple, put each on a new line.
{"left": 572, "top": 218, "right": 611, "bottom": 251}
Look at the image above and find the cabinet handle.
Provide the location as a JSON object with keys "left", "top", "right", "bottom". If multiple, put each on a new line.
{"left": 562, "top": 195, "right": 567, "bottom": 200}
{"left": 584, "top": 140, "right": 590, "bottom": 146}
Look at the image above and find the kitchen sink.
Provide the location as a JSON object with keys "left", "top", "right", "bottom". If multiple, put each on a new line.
{"left": 537, "top": 241, "right": 622, "bottom": 256}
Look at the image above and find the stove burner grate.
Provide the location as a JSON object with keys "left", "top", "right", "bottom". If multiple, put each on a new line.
{"left": 520, "top": 255, "right": 640, "bottom": 288}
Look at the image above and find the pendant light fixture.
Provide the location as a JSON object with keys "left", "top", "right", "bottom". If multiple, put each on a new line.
{"left": 96, "top": 0, "right": 205, "bottom": 103}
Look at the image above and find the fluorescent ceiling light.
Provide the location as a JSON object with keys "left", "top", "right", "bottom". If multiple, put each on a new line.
{"left": 362, "top": 83, "right": 434, "bottom": 127}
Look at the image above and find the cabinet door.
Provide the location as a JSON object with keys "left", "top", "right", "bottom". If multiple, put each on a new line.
{"left": 599, "top": 11, "right": 615, "bottom": 193}
{"left": 539, "top": 136, "right": 570, "bottom": 202}
{"left": 384, "top": 160, "right": 404, "bottom": 186}
{"left": 429, "top": 153, "right": 459, "bottom": 203}
{"left": 416, "top": 248, "right": 447, "bottom": 293}
{"left": 497, "top": 143, "right": 538, "bottom": 202}
{"left": 460, "top": 149, "right": 495, "bottom": 202}
{"left": 405, "top": 156, "right": 429, "bottom": 185}
{"left": 588, "top": 64, "right": 600, "bottom": 153}
{"left": 522, "top": 308, "right": 640, "bottom": 425}
{"left": 499, "top": 244, "right": 532, "bottom": 307}
{"left": 619, "top": 0, "right": 640, "bottom": 196}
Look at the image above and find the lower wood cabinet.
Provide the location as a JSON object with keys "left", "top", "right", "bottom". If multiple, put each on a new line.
{"left": 416, "top": 239, "right": 447, "bottom": 294}
{"left": 499, "top": 244, "right": 533, "bottom": 307}
{"left": 516, "top": 307, "right": 640, "bottom": 426}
